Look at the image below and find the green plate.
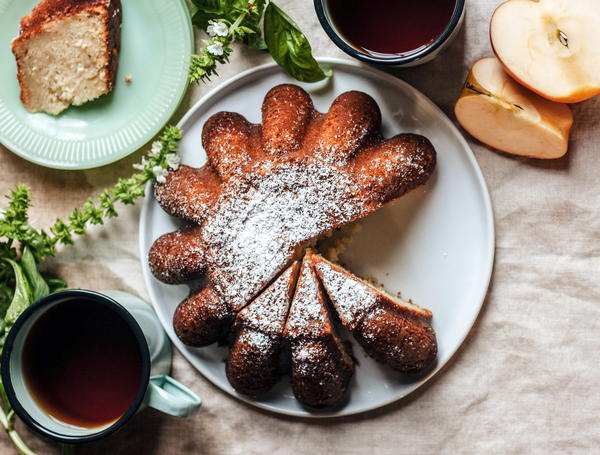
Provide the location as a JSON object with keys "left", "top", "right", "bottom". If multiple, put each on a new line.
{"left": 0, "top": 0, "right": 194, "bottom": 169}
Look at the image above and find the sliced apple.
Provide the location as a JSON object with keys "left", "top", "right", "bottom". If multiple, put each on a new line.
{"left": 491, "top": 0, "right": 600, "bottom": 103}
{"left": 455, "top": 57, "right": 573, "bottom": 159}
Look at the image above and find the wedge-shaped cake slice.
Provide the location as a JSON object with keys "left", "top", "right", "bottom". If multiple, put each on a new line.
{"left": 283, "top": 258, "right": 354, "bottom": 408}
{"left": 12, "top": 0, "right": 121, "bottom": 114}
{"left": 309, "top": 251, "right": 437, "bottom": 374}
{"left": 226, "top": 262, "right": 299, "bottom": 396}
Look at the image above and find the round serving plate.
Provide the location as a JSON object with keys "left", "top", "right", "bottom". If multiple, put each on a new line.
{"left": 0, "top": 0, "right": 193, "bottom": 169}
{"left": 139, "top": 58, "right": 495, "bottom": 418}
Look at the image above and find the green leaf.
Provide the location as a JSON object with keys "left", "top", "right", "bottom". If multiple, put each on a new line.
{"left": 191, "top": 0, "right": 228, "bottom": 29}
{"left": 0, "top": 282, "right": 13, "bottom": 319}
{"left": 263, "top": 2, "right": 331, "bottom": 83}
{"left": 3, "top": 260, "right": 32, "bottom": 325}
{"left": 46, "top": 277, "right": 68, "bottom": 293}
{"left": 0, "top": 382, "right": 11, "bottom": 415}
{"left": 0, "top": 260, "right": 12, "bottom": 311}
{"left": 247, "top": 34, "right": 267, "bottom": 50}
{"left": 20, "top": 247, "right": 49, "bottom": 303}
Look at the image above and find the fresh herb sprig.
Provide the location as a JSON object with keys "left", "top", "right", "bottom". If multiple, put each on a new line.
{"left": 0, "top": 126, "right": 183, "bottom": 455}
{"left": 189, "top": 0, "right": 330, "bottom": 84}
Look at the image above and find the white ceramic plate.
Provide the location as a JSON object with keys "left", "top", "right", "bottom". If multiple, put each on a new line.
{"left": 139, "top": 59, "right": 495, "bottom": 418}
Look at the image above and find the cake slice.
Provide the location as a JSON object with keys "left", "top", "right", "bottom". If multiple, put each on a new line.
{"left": 283, "top": 257, "right": 354, "bottom": 408}
{"left": 309, "top": 251, "right": 438, "bottom": 374}
{"left": 226, "top": 262, "right": 299, "bottom": 396}
{"left": 12, "top": 0, "right": 122, "bottom": 115}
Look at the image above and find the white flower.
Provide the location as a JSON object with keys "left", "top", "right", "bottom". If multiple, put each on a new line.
{"left": 207, "top": 41, "right": 224, "bottom": 56}
{"left": 207, "top": 20, "right": 228, "bottom": 37}
{"left": 133, "top": 157, "right": 148, "bottom": 171}
{"left": 153, "top": 165, "right": 169, "bottom": 184}
{"left": 166, "top": 153, "right": 181, "bottom": 170}
{"left": 149, "top": 141, "right": 162, "bottom": 157}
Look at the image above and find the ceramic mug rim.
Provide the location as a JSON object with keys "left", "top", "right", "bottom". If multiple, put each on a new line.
{"left": 0, "top": 289, "right": 152, "bottom": 444}
{"left": 313, "top": 0, "right": 466, "bottom": 66}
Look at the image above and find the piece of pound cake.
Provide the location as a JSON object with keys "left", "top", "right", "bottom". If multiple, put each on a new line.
{"left": 226, "top": 262, "right": 299, "bottom": 396}
{"left": 12, "top": 0, "right": 122, "bottom": 115}
{"left": 309, "top": 251, "right": 438, "bottom": 375}
{"left": 283, "top": 258, "right": 354, "bottom": 408}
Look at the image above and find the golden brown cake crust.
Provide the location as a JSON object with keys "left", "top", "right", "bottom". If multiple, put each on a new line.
{"left": 226, "top": 263, "right": 299, "bottom": 396}
{"left": 173, "top": 287, "right": 233, "bottom": 347}
{"left": 12, "top": 0, "right": 121, "bottom": 111}
{"left": 310, "top": 251, "right": 438, "bottom": 374}
{"left": 18, "top": 0, "right": 118, "bottom": 33}
{"left": 283, "top": 259, "right": 354, "bottom": 408}
{"left": 148, "top": 84, "right": 436, "bottom": 348}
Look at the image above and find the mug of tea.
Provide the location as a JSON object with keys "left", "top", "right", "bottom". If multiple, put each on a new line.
{"left": 1, "top": 289, "right": 201, "bottom": 444}
{"left": 314, "top": 0, "right": 465, "bottom": 67}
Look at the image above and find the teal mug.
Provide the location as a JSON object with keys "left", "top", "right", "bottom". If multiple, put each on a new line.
{"left": 1, "top": 289, "right": 201, "bottom": 444}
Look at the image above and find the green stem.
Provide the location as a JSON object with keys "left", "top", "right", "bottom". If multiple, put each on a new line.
{"left": 0, "top": 405, "right": 36, "bottom": 455}
{"left": 8, "top": 428, "right": 37, "bottom": 455}
{"left": 0, "top": 404, "right": 9, "bottom": 429}
{"left": 229, "top": 10, "right": 247, "bottom": 34}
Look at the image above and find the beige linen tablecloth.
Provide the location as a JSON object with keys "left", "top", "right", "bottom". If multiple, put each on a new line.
{"left": 1, "top": 1, "right": 599, "bottom": 453}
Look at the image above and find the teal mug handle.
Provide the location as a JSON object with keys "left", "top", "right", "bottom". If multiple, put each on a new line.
{"left": 144, "top": 375, "right": 201, "bottom": 417}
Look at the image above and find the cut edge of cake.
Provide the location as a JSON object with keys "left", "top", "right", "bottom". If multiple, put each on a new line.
{"left": 12, "top": 0, "right": 121, "bottom": 115}
{"left": 308, "top": 250, "right": 438, "bottom": 375}
{"left": 307, "top": 249, "right": 432, "bottom": 327}
{"left": 283, "top": 257, "right": 354, "bottom": 408}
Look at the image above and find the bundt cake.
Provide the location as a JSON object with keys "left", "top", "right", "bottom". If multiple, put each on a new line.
{"left": 149, "top": 83, "right": 436, "bottom": 348}
{"left": 310, "top": 251, "right": 438, "bottom": 374}
{"left": 283, "top": 258, "right": 354, "bottom": 408}
{"left": 226, "top": 262, "right": 299, "bottom": 396}
{"left": 12, "top": 0, "right": 121, "bottom": 114}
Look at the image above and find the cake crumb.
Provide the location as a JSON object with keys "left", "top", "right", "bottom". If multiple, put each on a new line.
{"left": 124, "top": 75, "right": 133, "bottom": 83}
{"left": 363, "top": 275, "right": 381, "bottom": 287}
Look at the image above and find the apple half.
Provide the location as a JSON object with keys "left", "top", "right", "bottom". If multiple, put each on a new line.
{"left": 491, "top": 0, "right": 600, "bottom": 103}
{"left": 455, "top": 57, "right": 573, "bottom": 159}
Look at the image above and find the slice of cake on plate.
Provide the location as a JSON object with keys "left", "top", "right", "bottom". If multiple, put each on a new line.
{"left": 226, "top": 262, "right": 299, "bottom": 396}
{"left": 283, "top": 257, "right": 354, "bottom": 408}
{"left": 12, "top": 0, "right": 122, "bottom": 115}
{"left": 309, "top": 250, "right": 438, "bottom": 374}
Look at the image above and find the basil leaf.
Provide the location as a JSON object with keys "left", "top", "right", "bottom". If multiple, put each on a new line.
{"left": 0, "top": 381, "right": 11, "bottom": 412}
{"left": 263, "top": 2, "right": 331, "bottom": 83}
{"left": 193, "top": 0, "right": 266, "bottom": 49}
{"left": 20, "top": 247, "right": 49, "bottom": 302}
{"left": 46, "top": 277, "right": 68, "bottom": 293}
{"left": 247, "top": 34, "right": 268, "bottom": 51}
{"left": 192, "top": 0, "right": 227, "bottom": 15}
{"left": 191, "top": 0, "right": 228, "bottom": 29}
{"left": 0, "top": 283, "right": 12, "bottom": 320}
{"left": 4, "top": 259, "right": 32, "bottom": 325}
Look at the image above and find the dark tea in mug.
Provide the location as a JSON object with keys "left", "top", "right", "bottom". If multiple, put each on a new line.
{"left": 22, "top": 298, "right": 144, "bottom": 428}
{"left": 327, "top": 0, "right": 456, "bottom": 57}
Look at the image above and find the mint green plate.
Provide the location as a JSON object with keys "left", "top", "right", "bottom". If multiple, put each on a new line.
{"left": 0, "top": 0, "right": 193, "bottom": 169}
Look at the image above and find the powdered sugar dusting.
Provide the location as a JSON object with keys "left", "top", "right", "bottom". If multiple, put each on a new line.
{"left": 237, "top": 264, "right": 296, "bottom": 336}
{"left": 314, "top": 261, "right": 378, "bottom": 331}
{"left": 150, "top": 85, "right": 435, "bottom": 341}
{"left": 236, "top": 329, "right": 275, "bottom": 355}
{"left": 294, "top": 341, "right": 321, "bottom": 362}
{"left": 285, "top": 261, "right": 328, "bottom": 339}
{"left": 202, "top": 159, "right": 364, "bottom": 311}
